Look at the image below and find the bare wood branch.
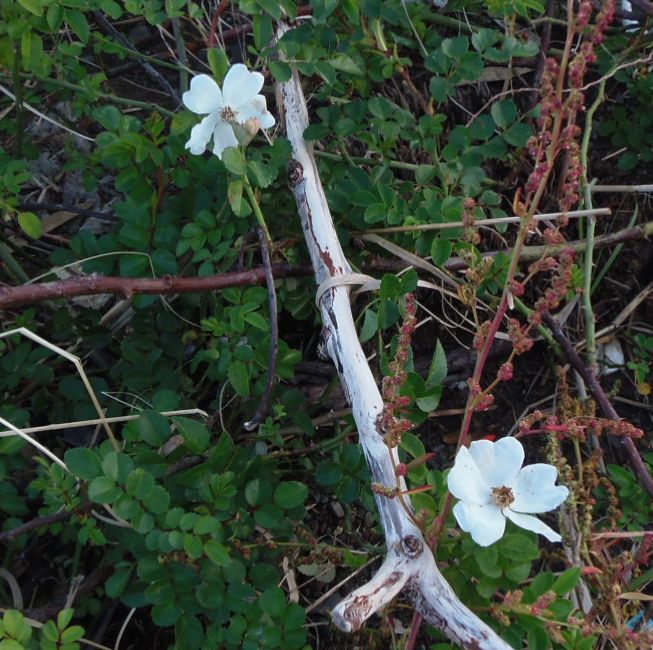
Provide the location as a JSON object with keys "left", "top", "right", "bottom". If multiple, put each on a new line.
{"left": 0, "top": 264, "right": 310, "bottom": 310}
{"left": 276, "top": 22, "right": 510, "bottom": 649}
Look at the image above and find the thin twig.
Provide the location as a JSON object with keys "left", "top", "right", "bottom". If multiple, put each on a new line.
{"left": 92, "top": 11, "right": 180, "bottom": 103}
{"left": 357, "top": 207, "right": 611, "bottom": 235}
{"left": 0, "top": 505, "right": 91, "bottom": 543}
{"left": 244, "top": 228, "right": 279, "bottom": 431}
{"left": 542, "top": 312, "right": 653, "bottom": 498}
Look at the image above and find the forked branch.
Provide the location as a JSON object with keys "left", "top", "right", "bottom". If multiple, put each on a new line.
{"left": 276, "top": 22, "right": 509, "bottom": 649}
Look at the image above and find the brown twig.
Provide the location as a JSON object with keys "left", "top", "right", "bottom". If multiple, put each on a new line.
{"left": 207, "top": 0, "right": 230, "bottom": 48}
{"left": 0, "top": 264, "right": 311, "bottom": 310}
{"left": 244, "top": 228, "right": 279, "bottom": 431}
{"left": 0, "top": 504, "right": 92, "bottom": 543}
{"left": 542, "top": 311, "right": 653, "bottom": 498}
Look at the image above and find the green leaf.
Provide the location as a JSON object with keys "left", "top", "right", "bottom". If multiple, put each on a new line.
{"left": 105, "top": 564, "right": 133, "bottom": 598}
{"left": 46, "top": 4, "right": 64, "bottom": 30}
{"left": 442, "top": 36, "right": 469, "bottom": 60}
{"left": 491, "top": 99, "right": 518, "bottom": 129}
{"left": 125, "top": 468, "right": 155, "bottom": 498}
{"left": 94, "top": 105, "right": 121, "bottom": 131}
{"left": 101, "top": 451, "right": 133, "bottom": 483}
{"left": 64, "top": 448, "right": 102, "bottom": 480}
{"left": 431, "top": 238, "right": 452, "bottom": 266}
{"left": 99, "top": 0, "right": 122, "bottom": 18}
{"left": 254, "top": 503, "right": 285, "bottom": 528}
{"left": 416, "top": 389, "right": 442, "bottom": 412}
{"left": 359, "top": 309, "right": 378, "bottom": 344}
{"left": 415, "top": 165, "right": 437, "bottom": 185}
{"left": 552, "top": 567, "right": 581, "bottom": 596}
{"left": 253, "top": 13, "right": 273, "bottom": 49}
{"left": 18, "top": 0, "right": 43, "bottom": 15}
{"left": 60, "top": 625, "right": 84, "bottom": 643}
{"left": 245, "top": 478, "right": 271, "bottom": 506}
{"left": 222, "top": 147, "right": 246, "bottom": 176}
{"left": 269, "top": 60, "right": 292, "bottom": 82}
{"left": 259, "top": 587, "right": 285, "bottom": 617}
{"left": 137, "top": 410, "right": 170, "bottom": 447}
{"left": 207, "top": 48, "right": 229, "bottom": 84}
{"left": 172, "top": 416, "right": 210, "bottom": 454}
{"left": 228, "top": 360, "right": 250, "bottom": 398}
{"left": 65, "top": 9, "right": 90, "bottom": 43}
{"left": 273, "top": 481, "right": 308, "bottom": 509}
{"left": 426, "top": 339, "right": 447, "bottom": 386}
{"left": 227, "top": 179, "right": 244, "bottom": 214}
{"left": 204, "top": 539, "right": 231, "bottom": 566}
{"left": 400, "top": 431, "right": 425, "bottom": 459}
{"left": 379, "top": 274, "right": 401, "bottom": 300}
{"left": 503, "top": 122, "right": 532, "bottom": 147}
{"left": 474, "top": 545, "right": 502, "bottom": 578}
{"left": 20, "top": 31, "right": 44, "bottom": 74}
{"left": 88, "top": 476, "right": 121, "bottom": 504}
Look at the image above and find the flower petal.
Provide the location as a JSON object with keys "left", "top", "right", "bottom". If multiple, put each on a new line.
{"left": 447, "top": 445, "right": 491, "bottom": 505}
{"left": 511, "top": 464, "right": 570, "bottom": 514}
{"left": 453, "top": 501, "right": 506, "bottom": 546}
{"left": 185, "top": 114, "right": 219, "bottom": 155}
{"left": 183, "top": 74, "right": 223, "bottom": 114}
{"left": 505, "top": 510, "right": 562, "bottom": 543}
{"left": 237, "top": 95, "right": 276, "bottom": 128}
{"left": 223, "top": 64, "right": 264, "bottom": 107}
{"left": 469, "top": 437, "right": 524, "bottom": 489}
{"left": 211, "top": 120, "right": 238, "bottom": 160}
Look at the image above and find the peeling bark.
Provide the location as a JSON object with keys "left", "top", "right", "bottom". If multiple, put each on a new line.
{"left": 276, "top": 22, "right": 511, "bottom": 650}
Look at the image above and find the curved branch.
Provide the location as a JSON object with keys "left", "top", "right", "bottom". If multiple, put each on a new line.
{"left": 276, "top": 21, "right": 510, "bottom": 649}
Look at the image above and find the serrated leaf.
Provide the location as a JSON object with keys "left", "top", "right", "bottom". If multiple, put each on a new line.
{"left": 269, "top": 60, "right": 292, "bottom": 82}
{"left": 172, "top": 416, "right": 210, "bottom": 454}
{"left": 64, "top": 448, "right": 102, "bottom": 480}
{"left": 552, "top": 567, "right": 581, "bottom": 596}
{"left": 441, "top": 36, "right": 468, "bottom": 60}
{"left": 222, "top": 147, "right": 246, "bottom": 176}
{"left": 101, "top": 451, "right": 133, "bottom": 483}
{"left": 65, "top": 9, "right": 89, "bottom": 43}
{"left": 88, "top": 476, "right": 121, "bottom": 503}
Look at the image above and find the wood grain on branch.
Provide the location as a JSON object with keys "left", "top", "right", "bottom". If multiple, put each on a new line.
{"left": 276, "top": 22, "right": 510, "bottom": 649}
{"left": 0, "top": 265, "right": 310, "bottom": 310}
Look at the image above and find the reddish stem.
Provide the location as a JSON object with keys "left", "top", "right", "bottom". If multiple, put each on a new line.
{"left": 207, "top": 0, "right": 230, "bottom": 48}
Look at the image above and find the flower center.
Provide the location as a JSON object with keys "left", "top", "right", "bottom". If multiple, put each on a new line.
{"left": 491, "top": 485, "right": 515, "bottom": 509}
{"left": 219, "top": 106, "right": 238, "bottom": 123}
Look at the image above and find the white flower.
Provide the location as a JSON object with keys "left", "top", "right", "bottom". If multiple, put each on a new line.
{"left": 183, "top": 64, "right": 275, "bottom": 160}
{"left": 447, "top": 437, "right": 569, "bottom": 547}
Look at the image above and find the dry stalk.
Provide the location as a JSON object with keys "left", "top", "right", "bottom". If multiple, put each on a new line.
{"left": 275, "top": 22, "right": 510, "bottom": 649}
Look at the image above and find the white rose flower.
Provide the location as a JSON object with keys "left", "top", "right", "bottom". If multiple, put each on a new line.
{"left": 183, "top": 64, "right": 276, "bottom": 160}
{"left": 447, "top": 436, "right": 569, "bottom": 547}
